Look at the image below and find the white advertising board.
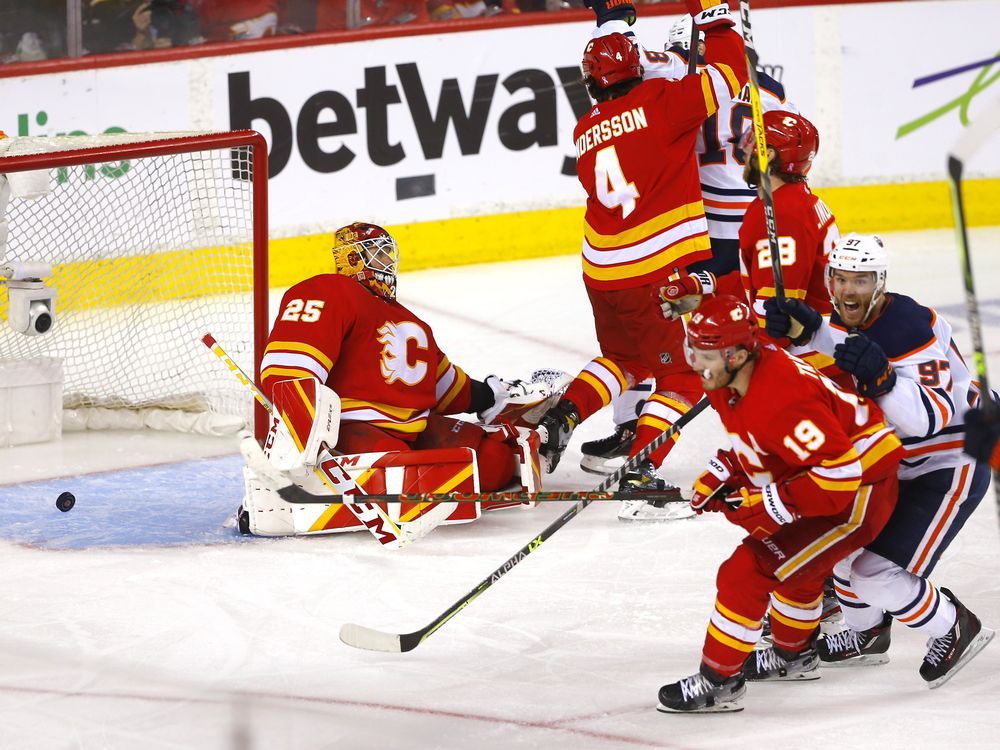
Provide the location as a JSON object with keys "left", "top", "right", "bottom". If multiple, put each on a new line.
{"left": 1, "top": 1, "right": 998, "bottom": 237}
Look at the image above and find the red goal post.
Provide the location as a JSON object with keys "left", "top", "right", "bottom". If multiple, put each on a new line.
{"left": 0, "top": 130, "right": 269, "bottom": 437}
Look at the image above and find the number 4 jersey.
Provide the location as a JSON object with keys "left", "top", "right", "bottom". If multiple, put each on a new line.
{"left": 260, "top": 274, "right": 471, "bottom": 440}
{"left": 574, "top": 25, "right": 748, "bottom": 291}
{"left": 708, "top": 345, "right": 903, "bottom": 518}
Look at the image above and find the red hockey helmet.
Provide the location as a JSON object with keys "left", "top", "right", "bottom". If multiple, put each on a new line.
{"left": 332, "top": 222, "right": 398, "bottom": 300}
{"left": 739, "top": 110, "right": 820, "bottom": 177}
{"left": 581, "top": 33, "right": 642, "bottom": 90}
{"left": 686, "top": 295, "right": 758, "bottom": 353}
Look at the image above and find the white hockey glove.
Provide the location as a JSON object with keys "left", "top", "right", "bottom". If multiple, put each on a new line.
{"left": 478, "top": 370, "right": 573, "bottom": 425}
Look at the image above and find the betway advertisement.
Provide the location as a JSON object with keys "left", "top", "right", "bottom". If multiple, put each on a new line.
{"left": 1, "top": 1, "right": 998, "bottom": 238}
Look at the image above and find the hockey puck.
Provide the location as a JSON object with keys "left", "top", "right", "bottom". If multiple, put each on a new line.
{"left": 56, "top": 492, "right": 76, "bottom": 513}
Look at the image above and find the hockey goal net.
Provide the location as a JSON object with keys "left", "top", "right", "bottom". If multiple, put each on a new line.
{"left": 0, "top": 130, "right": 268, "bottom": 435}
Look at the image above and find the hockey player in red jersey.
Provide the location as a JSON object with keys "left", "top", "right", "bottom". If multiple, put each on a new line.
{"left": 657, "top": 295, "right": 902, "bottom": 713}
{"left": 240, "top": 222, "right": 557, "bottom": 537}
{"left": 537, "top": 0, "right": 749, "bottom": 509}
{"left": 660, "top": 110, "right": 838, "bottom": 342}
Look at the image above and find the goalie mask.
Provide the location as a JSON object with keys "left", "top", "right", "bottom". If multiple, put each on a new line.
{"left": 332, "top": 222, "right": 399, "bottom": 300}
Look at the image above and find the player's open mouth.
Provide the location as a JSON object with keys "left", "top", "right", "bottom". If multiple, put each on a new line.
{"left": 842, "top": 301, "right": 861, "bottom": 314}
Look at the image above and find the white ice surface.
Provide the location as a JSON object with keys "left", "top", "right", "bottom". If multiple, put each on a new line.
{"left": 1, "top": 228, "right": 999, "bottom": 748}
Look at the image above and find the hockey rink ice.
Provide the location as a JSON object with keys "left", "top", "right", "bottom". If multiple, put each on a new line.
{"left": 1, "top": 227, "right": 998, "bottom": 748}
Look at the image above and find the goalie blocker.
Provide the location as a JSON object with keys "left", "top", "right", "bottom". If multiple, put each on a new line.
{"left": 239, "top": 371, "right": 566, "bottom": 537}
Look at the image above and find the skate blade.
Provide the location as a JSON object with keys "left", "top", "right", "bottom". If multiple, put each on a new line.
{"left": 579, "top": 455, "right": 626, "bottom": 475}
{"left": 819, "top": 653, "right": 889, "bottom": 668}
{"left": 747, "top": 671, "right": 821, "bottom": 683}
{"left": 656, "top": 701, "right": 744, "bottom": 714}
{"left": 927, "top": 627, "right": 995, "bottom": 689}
{"left": 617, "top": 506, "right": 696, "bottom": 522}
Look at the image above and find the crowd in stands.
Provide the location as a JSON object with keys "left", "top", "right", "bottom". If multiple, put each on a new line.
{"left": 0, "top": 0, "right": 628, "bottom": 63}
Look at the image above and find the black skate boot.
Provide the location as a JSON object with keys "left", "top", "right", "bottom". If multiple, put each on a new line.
{"left": 579, "top": 420, "right": 637, "bottom": 475}
{"left": 536, "top": 400, "right": 580, "bottom": 473}
{"left": 817, "top": 613, "right": 892, "bottom": 667}
{"left": 919, "top": 588, "right": 995, "bottom": 689}
{"left": 616, "top": 459, "right": 691, "bottom": 521}
{"left": 743, "top": 643, "right": 820, "bottom": 682}
{"left": 657, "top": 664, "right": 746, "bottom": 714}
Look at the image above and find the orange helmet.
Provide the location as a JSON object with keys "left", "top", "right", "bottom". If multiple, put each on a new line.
{"left": 332, "top": 222, "right": 398, "bottom": 300}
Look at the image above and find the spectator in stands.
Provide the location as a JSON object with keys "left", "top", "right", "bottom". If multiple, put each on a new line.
{"left": 84, "top": 1, "right": 202, "bottom": 53}
{"left": 193, "top": 0, "right": 286, "bottom": 41}
{"left": 0, "top": 0, "right": 66, "bottom": 63}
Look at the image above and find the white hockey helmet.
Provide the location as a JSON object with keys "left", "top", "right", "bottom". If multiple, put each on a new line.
{"left": 666, "top": 15, "right": 703, "bottom": 52}
{"left": 826, "top": 233, "right": 889, "bottom": 323}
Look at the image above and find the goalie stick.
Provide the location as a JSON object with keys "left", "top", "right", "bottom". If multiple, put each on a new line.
{"left": 738, "top": 0, "right": 784, "bottom": 303}
{"left": 946, "top": 93, "right": 1000, "bottom": 513}
{"left": 201, "top": 333, "right": 455, "bottom": 547}
{"left": 338, "top": 397, "right": 710, "bottom": 653}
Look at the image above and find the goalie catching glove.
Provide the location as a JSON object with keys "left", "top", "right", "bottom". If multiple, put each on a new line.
{"left": 477, "top": 369, "right": 572, "bottom": 426}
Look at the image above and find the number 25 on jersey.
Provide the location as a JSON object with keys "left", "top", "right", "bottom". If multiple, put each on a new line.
{"left": 595, "top": 146, "right": 640, "bottom": 219}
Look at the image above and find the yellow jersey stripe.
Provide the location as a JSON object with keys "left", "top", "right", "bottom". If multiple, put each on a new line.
{"left": 264, "top": 340, "right": 334, "bottom": 370}
{"left": 700, "top": 72, "right": 718, "bottom": 116}
{"left": 582, "top": 234, "right": 710, "bottom": 282}
{"left": 584, "top": 201, "right": 706, "bottom": 248}
{"left": 707, "top": 622, "right": 756, "bottom": 653}
{"left": 716, "top": 600, "right": 763, "bottom": 629}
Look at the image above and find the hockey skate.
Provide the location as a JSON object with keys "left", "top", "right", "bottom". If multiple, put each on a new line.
{"left": 919, "top": 588, "right": 995, "bottom": 689}
{"left": 657, "top": 666, "right": 746, "bottom": 713}
{"left": 579, "top": 420, "right": 636, "bottom": 475}
{"left": 616, "top": 459, "right": 693, "bottom": 521}
{"left": 536, "top": 400, "right": 580, "bottom": 473}
{"left": 816, "top": 613, "right": 892, "bottom": 667}
{"left": 742, "top": 644, "right": 820, "bottom": 682}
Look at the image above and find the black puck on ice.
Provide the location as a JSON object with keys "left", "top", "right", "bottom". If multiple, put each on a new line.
{"left": 56, "top": 492, "right": 76, "bottom": 513}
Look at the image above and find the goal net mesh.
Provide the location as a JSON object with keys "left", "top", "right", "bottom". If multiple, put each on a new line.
{"left": 0, "top": 132, "right": 261, "bottom": 432}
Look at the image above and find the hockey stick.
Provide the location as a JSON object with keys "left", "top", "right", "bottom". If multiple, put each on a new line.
{"left": 201, "top": 333, "right": 424, "bottom": 549}
{"left": 946, "top": 94, "right": 1000, "bottom": 512}
{"left": 738, "top": 0, "right": 784, "bottom": 302}
{"left": 339, "top": 397, "right": 710, "bottom": 652}
{"left": 688, "top": 21, "right": 699, "bottom": 75}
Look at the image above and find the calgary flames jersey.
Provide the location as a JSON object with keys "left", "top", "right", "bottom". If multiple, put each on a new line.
{"left": 708, "top": 346, "right": 903, "bottom": 519}
{"left": 260, "top": 274, "right": 471, "bottom": 440}
{"left": 739, "top": 182, "right": 839, "bottom": 333}
{"left": 575, "top": 27, "right": 747, "bottom": 291}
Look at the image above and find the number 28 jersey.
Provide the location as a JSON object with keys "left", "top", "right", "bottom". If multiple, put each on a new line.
{"left": 260, "top": 274, "right": 470, "bottom": 439}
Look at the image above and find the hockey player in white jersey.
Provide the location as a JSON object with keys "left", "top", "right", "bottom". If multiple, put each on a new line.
{"left": 578, "top": 4, "right": 799, "bottom": 523}
{"left": 764, "top": 233, "right": 995, "bottom": 688}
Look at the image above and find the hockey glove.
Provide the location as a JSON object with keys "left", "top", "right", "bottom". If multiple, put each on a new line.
{"left": 690, "top": 448, "right": 740, "bottom": 513}
{"left": 726, "top": 484, "right": 798, "bottom": 539}
{"left": 834, "top": 334, "right": 897, "bottom": 398}
{"left": 477, "top": 375, "right": 522, "bottom": 424}
{"left": 763, "top": 297, "right": 822, "bottom": 346}
{"left": 584, "top": 0, "right": 636, "bottom": 27}
{"left": 963, "top": 407, "right": 1000, "bottom": 467}
{"left": 659, "top": 271, "right": 715, "bottom": 321}
{"left": 684, "top": 1, "right": 734, "bottom": 31}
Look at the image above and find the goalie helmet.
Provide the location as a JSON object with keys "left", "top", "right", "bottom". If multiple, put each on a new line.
{"left": 739, "top": 110, "right": 820, "bottom": 177}
{"left": 685, "top": 295, "right": 758, "bottom": 366}
{"left": 826, "top": 233, "right": 889, "bottom": 320}
{"left": 666, "top": 14, "right": 703, "bottom": 51}
{"left": 582, "top": 33, "right": 642, "bottom": 90}
{"left": 332, "top": 222, "right": 399, "bottom": 300}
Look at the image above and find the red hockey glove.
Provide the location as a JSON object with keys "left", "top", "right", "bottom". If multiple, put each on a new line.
{"left": 691, "top": 448, "right": 741, "bottom": 513}
{"left": 725, "top": 483, "right": 798, "bottom": 538}
{"left": 685, "top": 1, "right": 735, "bottom": 31}
{"left": 659, "top": 271, "right": 715, "bottom": 321}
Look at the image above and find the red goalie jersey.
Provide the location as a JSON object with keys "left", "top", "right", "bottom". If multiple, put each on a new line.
{"left": 739, "top": 183, "right": 839, "bottom": 334}
{"left": 709, "top": 345, "right": 903, "bottom": 520}
{"left": 260, "top": 274, "right": 472, "bottom": 440}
